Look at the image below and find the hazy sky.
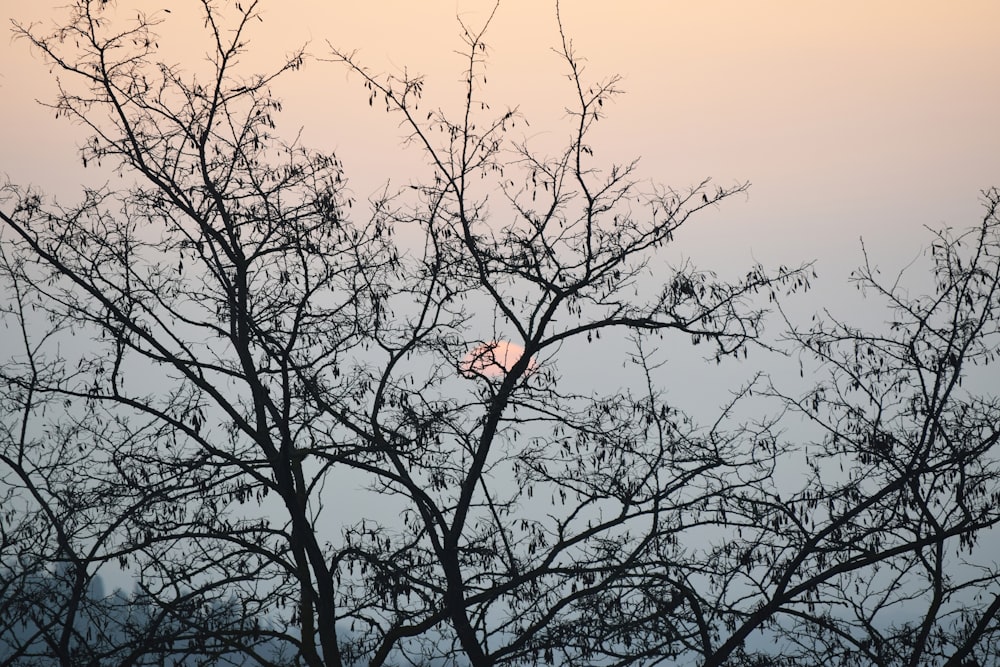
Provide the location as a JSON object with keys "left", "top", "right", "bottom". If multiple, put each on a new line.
{"left": 3, "top": 0, "right": 999, "bottom": 319}
{"left": 3, "top": 0, "right": 999, "bottom": 613}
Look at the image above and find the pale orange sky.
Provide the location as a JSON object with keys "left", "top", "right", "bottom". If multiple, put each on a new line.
{"left": 3, "top": 1, "right": 999, "bottom": 281}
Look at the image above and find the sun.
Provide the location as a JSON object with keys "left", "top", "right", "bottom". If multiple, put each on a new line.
{"left": 459, "top": 340, "right": 538, "bottom": 379}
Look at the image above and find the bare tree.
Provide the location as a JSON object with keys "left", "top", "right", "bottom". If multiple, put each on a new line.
{"left": 749, "top": 194, "right": 1000, "bottom": 667}
{"left": 7, "top": 2, "right": 996, "bottom": 667}
{"left": 560, "top": 192, "right": 1000, "bottom": 667}
{"left": 1, "top": 239, "right": 277, "bottom": 666}
{"left": 2, "top": 2, "right": 798, "bottom": 665}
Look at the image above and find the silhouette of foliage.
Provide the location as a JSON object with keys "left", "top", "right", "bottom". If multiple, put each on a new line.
{"left": 2, "top": 2, "right": 998, "bottom": 666}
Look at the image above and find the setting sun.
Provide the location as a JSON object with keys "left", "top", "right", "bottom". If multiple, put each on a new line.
{"left": 459, "top": 340, "right": 538, "bottom": 379}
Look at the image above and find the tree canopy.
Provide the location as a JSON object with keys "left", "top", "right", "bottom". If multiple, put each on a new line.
{"left": 2, "top": 2, "right": 999, "bottom": 666}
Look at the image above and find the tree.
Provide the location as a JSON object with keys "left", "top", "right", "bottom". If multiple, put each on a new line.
{"left": 751, "top": 199, "right": 1000, "bottom": 667}
{"left": 1, "top": 2, "right": 997, "bottom": 666}
{"left": 1, "top": 230, "right": 282, "bottom": 664}
{"left": 570, "top": 193, "right": 1000, "bottom": 667}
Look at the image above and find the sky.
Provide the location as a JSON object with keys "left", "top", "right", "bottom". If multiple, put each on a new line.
{"left": 1, "top": 0, "right": 997, "bottom": 374}
{"left": 4, "top": 0, "right": 998, "bottom": 403}
{"left": 4, "top": 1, "right": 998, "bottom": 280}
{"left": 2, "top": 0, "right": 999, "bottom": 627}
{"left": 1, "top": 0, "right": 996, "bottom": 431}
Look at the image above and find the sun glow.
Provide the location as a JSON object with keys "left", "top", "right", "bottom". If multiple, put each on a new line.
{"left": 459, "top": 340, "right": 538, "bottom": 379}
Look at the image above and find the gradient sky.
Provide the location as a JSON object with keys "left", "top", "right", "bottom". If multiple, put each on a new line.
{"left": 3, "top": 0, "right": 999, "bottom": 607}
{"left": 3, "top": 1, "right": 1000, "bottom": 339}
